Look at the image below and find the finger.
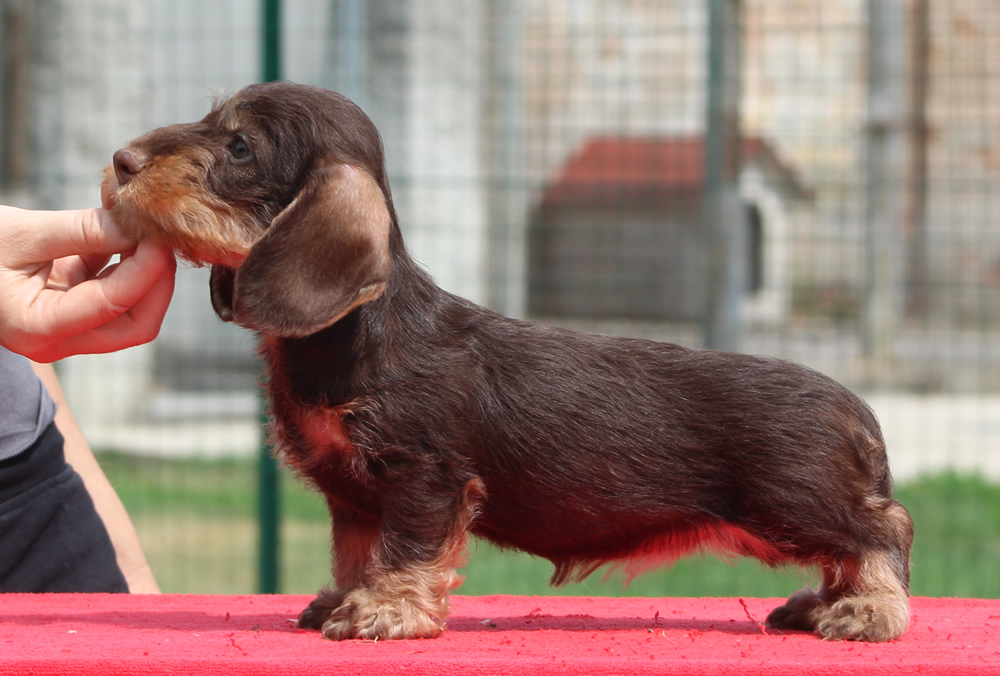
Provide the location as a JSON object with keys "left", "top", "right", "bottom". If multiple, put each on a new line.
{"left": 107, "top": 251, "right": 177, "bottom": 342}
{"left": 82, "top": 251, "right": 121, "bottom": 277}
{"left": 19, "top": 246, "right": 176, "bottom": 362}
{"left": 19, "top": 241, "right": 175, "bottom": 353}
{"left": 95, "top": 239, "right": 176, "bottom": 310}
{"left": 47, "top": 252, "right": 116, "bottom": 291}
{"left": 3, "top": 207, "right": 136, "bottom": 264}
{"left": 32, "top": 270, "right": 176, "bottom": 361}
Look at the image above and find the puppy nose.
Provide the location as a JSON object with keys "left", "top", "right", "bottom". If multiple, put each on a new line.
{"left": 113, "top": 148, "right": 148, "bottom": 185}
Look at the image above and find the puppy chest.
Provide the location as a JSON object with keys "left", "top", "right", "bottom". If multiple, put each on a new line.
{"left": 280, "top": 405, "right": 357, "bottom": 463}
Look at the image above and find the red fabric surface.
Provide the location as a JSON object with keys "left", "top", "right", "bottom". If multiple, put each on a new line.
{"left": 1, "top": 595, "right": 998, "bottom": 675}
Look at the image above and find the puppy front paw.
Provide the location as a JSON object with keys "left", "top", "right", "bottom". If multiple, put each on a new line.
{"left": 297, "top": 588, "right": 347, "bottom": 630}
{"left": 320, "top": 587, "right": 447, "bottom": 640}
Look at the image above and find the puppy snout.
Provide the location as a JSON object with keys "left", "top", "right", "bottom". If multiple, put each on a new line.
{"left": 113, "top": 148, "right": 148, "bottom": 185}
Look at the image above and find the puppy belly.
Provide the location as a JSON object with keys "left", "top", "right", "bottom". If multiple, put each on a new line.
{"left": 475, "top": 513, "right": 787, "bottom": 585}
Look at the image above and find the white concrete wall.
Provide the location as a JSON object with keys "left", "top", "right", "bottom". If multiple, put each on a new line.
{"left": 388, "top": 0, "right": 487, "bottom": 303}
{"left": 740, "top": 165, "right": 791, "bottom": 324}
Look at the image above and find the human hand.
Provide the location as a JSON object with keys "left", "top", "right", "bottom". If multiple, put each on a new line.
{"left": 0, "top": 206, "right": 176, "bottom": 362}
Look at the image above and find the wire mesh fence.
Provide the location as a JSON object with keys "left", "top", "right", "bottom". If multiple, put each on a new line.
{"left": 2, "top": 0, "right": 998, "bottom": 596}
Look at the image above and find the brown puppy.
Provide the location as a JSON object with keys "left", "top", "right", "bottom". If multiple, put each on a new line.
{"left": 103, "top": 82, "right": 912, "bottom": 642}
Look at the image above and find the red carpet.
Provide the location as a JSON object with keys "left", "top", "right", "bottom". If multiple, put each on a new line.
{"left": 1, "top": 595, "right": 998, "bottom": 675}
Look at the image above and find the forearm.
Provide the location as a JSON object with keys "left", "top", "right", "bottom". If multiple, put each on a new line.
{"left": 31, "top": 362, "right": 160, "bottom": 593}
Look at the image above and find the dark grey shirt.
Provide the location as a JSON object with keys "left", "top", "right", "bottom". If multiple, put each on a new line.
{"left": 0, "top": 347, "right": 57, "bottom": 462}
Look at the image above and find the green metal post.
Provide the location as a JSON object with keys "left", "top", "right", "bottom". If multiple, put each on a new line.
{"left": 261, "top": 0, "right": 282, "bottom": 83}
{"left": 257, "top": 0, "right": 282, "bottom": 595}
{"left": 702, "top": 0, "right": 745, "bottom": 353}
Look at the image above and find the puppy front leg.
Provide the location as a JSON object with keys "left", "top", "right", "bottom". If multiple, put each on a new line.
{"left": 298, "top": 502, "right": 379, "bottom": 631}
{"left": 319, "top": 477, "right": 484, "bottom": 641}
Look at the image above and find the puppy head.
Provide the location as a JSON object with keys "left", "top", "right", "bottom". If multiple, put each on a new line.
{"left": 103, "top": 82, "right": 392, "bottom": 337}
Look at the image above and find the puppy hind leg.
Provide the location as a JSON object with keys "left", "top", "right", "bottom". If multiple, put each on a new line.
{"left": 814, "top": 500, "right": 912, "bottom": 642}
{"left": 767, "top": 500, "right": 912, "bottom": 642}
{"left": 813, "top": 550, "right": 910, "bottom": 641}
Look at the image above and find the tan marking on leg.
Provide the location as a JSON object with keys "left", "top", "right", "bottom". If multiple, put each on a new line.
{"left": 815, "top": 550, "right": 910, "bottom": 641}
{"left": 769, "top": 495, "right": 912, "bottom": 642}
{"left": 320, "top": 478, "right": 485, "bottom": 640}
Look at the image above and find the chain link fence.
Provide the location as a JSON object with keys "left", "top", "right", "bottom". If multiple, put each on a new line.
{"left": 2, "top": 0, "right": 998, "bottom": 594}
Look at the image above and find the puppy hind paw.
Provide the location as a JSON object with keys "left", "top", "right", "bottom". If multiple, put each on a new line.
{"left": 815, "top": 595, "right": 909, "bottom": 642}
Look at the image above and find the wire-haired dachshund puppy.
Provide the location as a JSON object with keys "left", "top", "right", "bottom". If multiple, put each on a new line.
{"left": 103, "top": 82, "right": 912, "bottom": 642}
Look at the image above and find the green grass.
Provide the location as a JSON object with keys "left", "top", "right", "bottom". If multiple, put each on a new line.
{"left": 98, "top": 452, "right": 1000, "bottom": 598}
{"left": 897, "top": 472, "right": 1000, "bottom": 597}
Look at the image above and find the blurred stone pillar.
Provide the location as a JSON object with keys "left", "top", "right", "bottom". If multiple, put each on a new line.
{"left": 483, "top": 0, "right": 527, "bottom": 318}
{"left": 702, "top": 0, "right": 745, "bottom": 352}
{"left": 863, "top": 0, "right": 906, "bottom": 361}
{"left": 30, "top": 0, "right": 155, "bottom": 428}
{"left": 332, "top": 0, "right": 489, "bottom": 305}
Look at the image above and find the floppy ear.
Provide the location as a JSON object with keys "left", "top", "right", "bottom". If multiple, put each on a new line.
{"left": 231, "top": 162, "right": 392, "bottom": 337}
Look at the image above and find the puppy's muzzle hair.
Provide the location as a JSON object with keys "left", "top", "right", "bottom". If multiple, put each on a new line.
{"left": 105, "top": 82, "right": 913, "bottom": 643}
{"left": 104, "top": 144, "right": 254, "bottom": 269}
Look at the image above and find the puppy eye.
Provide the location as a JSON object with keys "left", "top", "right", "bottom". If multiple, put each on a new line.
{"left": 228, "top": 135, "right": 252, "bottom": 161}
